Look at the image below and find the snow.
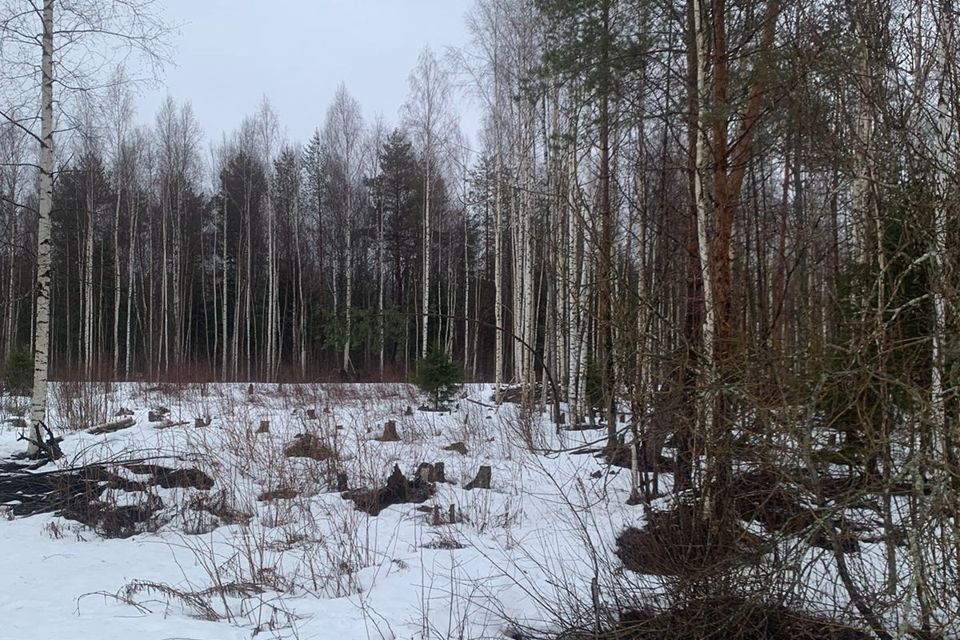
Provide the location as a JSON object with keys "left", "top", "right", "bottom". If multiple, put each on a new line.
{"left": 0, "top": 383, "right": 642, "bottom": 640}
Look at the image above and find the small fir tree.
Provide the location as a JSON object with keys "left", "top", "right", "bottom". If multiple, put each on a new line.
{"left": 414, "top": 350, "right": 463, "bottom": 410}
{"left": 4, "top": 346, "right": 34, "bottom": 397}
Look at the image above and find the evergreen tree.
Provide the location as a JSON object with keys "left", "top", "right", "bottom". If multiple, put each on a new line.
{"left": 414, "top": 349, "right": 463, "bottom": 410}
{"left": 3, "top": 345, "right": 33, "bottom": 396}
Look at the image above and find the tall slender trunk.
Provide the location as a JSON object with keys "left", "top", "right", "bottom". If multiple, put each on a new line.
{"left": 494, "top": 146, "right": 504, "bottom": 402}
{"left": 693, "top": 0, "right": 717, "bottom": 509}
{"left": 296, "top": 195, "right": 306, "bottom": 377}
{"left": 931, "top": 0, "right": 952, "bottom": 462}
{"left": 124, "top": 191, "right": 138, "bottom": 377}
{"left": 112, "top": 184, "right": 122, "bottom": 376}
{"left": 598, "top": 0, "right": 617, "bottom": 447}
{"left": 221, "top": 190, "right": 228, "bottom": 377}
{"left": 267, "top": 179, "right": 276, "bottom": 378}
{"left": 83, "top": 174, "right": 95, "bottom": 377}
{"left": 422, "top": 162, "right": 431, "bottom": 357}
{"left": 378, "top": 191, "right": 385, "bottom": 379}
{"left": 28, "top": 0, "right": 55, "bottom": 455}
{"left": 344, "top": 188, "right": 353, "bottom": 372}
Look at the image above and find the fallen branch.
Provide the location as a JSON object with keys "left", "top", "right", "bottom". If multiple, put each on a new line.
{"left": 88, "top": 417, "right": 136, "bottom": 435}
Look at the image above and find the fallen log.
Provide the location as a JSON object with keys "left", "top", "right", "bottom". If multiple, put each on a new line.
{"left": 88, "top": 416, "right": 136, "bottom": 435}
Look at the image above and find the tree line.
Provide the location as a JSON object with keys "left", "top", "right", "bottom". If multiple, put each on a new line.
{"left": 4, "top": 0, "right": 960, "bottom": 632}
{"left": 2, "top": 0, "right": 958, "bottom": 468}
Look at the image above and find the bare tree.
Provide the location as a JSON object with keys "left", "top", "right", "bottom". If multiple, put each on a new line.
{"left": 403, "top": 47, "right": 456, "bottom": 359}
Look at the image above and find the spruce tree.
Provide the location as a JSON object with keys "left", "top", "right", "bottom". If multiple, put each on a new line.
{"left": 414, "top": 350, "right": 463, "bottom": 410}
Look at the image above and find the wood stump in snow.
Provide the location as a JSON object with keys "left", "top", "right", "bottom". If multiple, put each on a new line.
{"left": 147, "top": 407, "right": 169, "bottom": 422}
{"left": 378, "top": 420, "right": 400, "bottom": 442}
{"left": 465, "top": 465, "right": 491, "bottom": 490}
{"left": 443, "top": 442, "right": 468, "bottom": 456}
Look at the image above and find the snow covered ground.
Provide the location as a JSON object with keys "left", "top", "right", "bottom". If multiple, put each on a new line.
{"left": 0, "top": 383, "right": 647, "bottom": 640}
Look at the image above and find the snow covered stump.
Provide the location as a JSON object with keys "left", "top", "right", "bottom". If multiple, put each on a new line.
{"left": 465, "top": 465, "right": 491, "bottom": 490}
{"left": 377, "top": 419, "right": 400, "bottom": 442}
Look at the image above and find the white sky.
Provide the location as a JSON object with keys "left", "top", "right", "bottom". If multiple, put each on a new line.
{"left": 138, "top": 0, "right": 478, "bottom": 149}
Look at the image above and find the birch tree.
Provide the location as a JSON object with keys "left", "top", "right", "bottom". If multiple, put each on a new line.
{"left": 323, "top": 84, "right": 365, "bottom": 374}
{"left": 403, "top": 48, "right": 456, "bottom": 358}
{"left": 0, "top": 0, "right": 168, "bottom": 454}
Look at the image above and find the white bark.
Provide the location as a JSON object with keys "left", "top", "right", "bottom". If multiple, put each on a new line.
{"left": 931, "top": 0, "right": 953, "bottom": 459}
{"left": 693, "top": 0, "right": 716, "bottom": 503}
{"left": 378, "top": 191, "right": 385, "bottom": 379}
{"left": 494, "top": 144, "right": 504, "bottom": 403}
{"left": 83, "top": 170, "right": 95, "bottom": 376}
{"left": 422, "top": 164, "right": 431, "bottom": 357}
{"left": 124, "top": 189, "right": 138, "bottom": 377}
{"left": 28, "top": 0, "right": 55, "bottom": 455}
{"left": 344, "top": 188, "right": 353, "bottom": 372}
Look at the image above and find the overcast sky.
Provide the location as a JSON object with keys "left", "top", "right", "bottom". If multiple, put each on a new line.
{"left": 138, "top": 0, "right": 477, "bottom": 149}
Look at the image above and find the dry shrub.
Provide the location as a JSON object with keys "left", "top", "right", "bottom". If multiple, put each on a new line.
{"left": 602, "top": 597, "right": 871, "bottom": 640}
{"left": 615, "top": 504, "right": 763, "bottom": 578}
{"left": 727, "top": 468, "right": 816, "bottom": 536}
{"left": 51, "top": 380, "right": 116, "bottom": 430}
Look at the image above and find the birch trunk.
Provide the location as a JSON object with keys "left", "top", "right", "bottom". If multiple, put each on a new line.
{"left": 494, "top": 148, "right": 504, "bottom": 403}
{"left": 124, "top": 191, "right": 138, "bottom": 377}
{"left": 344, "top": 189, "right": 353, "bottom": 372}
{"left": 422, "top": 164, "right": 431, "bottom": 358}
{"left": 693, "top": 0, "right": 717, "bottom": 510}
{"left": 83, "top": 173, "right": 95, "bottom": 377}
{"left": 28, "top": 0, "right": 55, "bottom": 455}
{"left": 378, "top": 190, "right": 385, "bottom": 379}
{"left": 112, "top": 183, "right": 121, "bottom": 376}
{"left": 931, "top": 0, "right": 952, "bottom": 461}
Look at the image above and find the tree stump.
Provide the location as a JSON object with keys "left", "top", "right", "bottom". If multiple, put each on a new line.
{"left": 247, "top": 384, "right": 255, "bottom": 397}
{"left": 416, "top": 463, "right": 435, "bottom": 484}
{"left": 448, "top": 503, "right": 458, "bottom": 524}
{"left": 465, "top": 465, "right": 491, "bottom": 490}
{"left": 379, "top": 420, "right": 400, "bottom": 442}
{"left": 434, "top": 461, "right": 445, "bottom": 483}
{"left": 443, "top": 442, "right": 468, "bottom": 456}
{"left": 404, "top": 406, "right": 413, "bottom": 416}
{"left": 384, "top": 465, "right": 409, "bottom": 503}
{"left": 336, "top": 472, "right": 349, "bottom": 492}
{"left": 306, "top": 408, "right": 317, "bottom": 420}
{"left": 257, "top": 420, "right": 270, "bottom": 433}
